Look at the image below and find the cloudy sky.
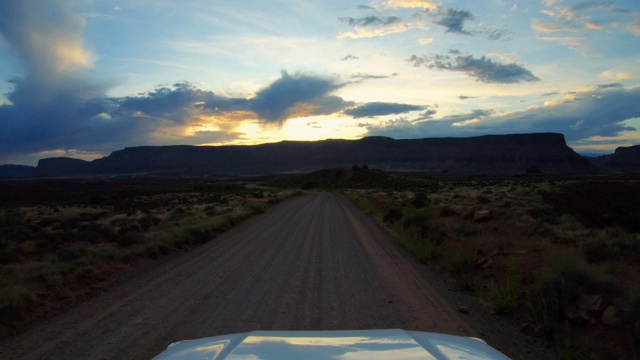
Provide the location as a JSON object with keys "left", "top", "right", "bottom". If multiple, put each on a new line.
{"left": 1, "top": 0, "right": 640, "bottom": 165}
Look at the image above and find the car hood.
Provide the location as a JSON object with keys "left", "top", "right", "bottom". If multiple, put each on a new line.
{"left": 152, "top": 329, "right": 510, "bottom": 360}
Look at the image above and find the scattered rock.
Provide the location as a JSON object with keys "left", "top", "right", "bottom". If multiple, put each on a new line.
{"left": 564, "top": 294, "right": 603, "bottom": 320}
{"left": 476, "top": 255, "right": 493, "bottom": 269}
{"left": 459, "top": 306, "right": 470, "bottom": 314}
{"left": 601, "top": 306, "right": 619, "bottom": 326}
{"left": 473, "top": 210, "right": 491, "bottom": 222}
{"left": 478, "top": 299, "right": 493, "bottom": 312}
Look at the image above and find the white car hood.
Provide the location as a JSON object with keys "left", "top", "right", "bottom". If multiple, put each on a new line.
{"left": 153, "top": 329, "right": 510, "bottom": 360}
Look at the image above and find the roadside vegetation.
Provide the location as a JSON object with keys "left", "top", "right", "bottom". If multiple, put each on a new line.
{"left": 0, "top": 179, "right": 298, "bottom": 337}
{"left": 344, "top": 175, "right": 640, "bottom": 359}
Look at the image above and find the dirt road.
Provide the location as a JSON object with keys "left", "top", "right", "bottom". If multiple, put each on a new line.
{"left": 0, "top": 192, "right": 474, "bottom": 359}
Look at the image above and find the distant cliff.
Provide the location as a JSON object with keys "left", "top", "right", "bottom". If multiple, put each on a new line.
{"left": 590, "top": 145, "right": 640, "bottom": 172}
{"left": 0, "top": 133, "right": 600, "bottom": 178}
{"left": 88, "top": 133, "right": 593, "bottom": 175}
{"left": 35, "top": 157, "right": 93, "bottom": 177}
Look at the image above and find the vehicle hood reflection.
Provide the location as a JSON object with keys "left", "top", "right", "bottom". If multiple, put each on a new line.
{"left": 153, "top": 329, "right": 510, "bottom": 360}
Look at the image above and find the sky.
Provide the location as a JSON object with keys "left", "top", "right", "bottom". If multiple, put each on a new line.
{"left": 1, "top": 0, "right": 640, "bottom": 165}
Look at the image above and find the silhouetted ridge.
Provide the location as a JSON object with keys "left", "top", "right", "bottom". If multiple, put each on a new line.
{"left": 590, "top": 144, "right": 640, "bottom": 171}
{"left": 92, "top": 133, "right": 592, "bottom": 175}
{"left": 4, "top": 133, "right": 604, "bottom": 178}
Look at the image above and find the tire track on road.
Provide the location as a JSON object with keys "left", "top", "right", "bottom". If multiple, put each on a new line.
{"left": 0, "top": 192, "right": 473, "bottom": 359}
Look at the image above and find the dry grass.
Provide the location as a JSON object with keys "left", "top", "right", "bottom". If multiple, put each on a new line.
{"left": 345, "top": 177, "right": 640, "bottom": 359}
{"left": 0, "top": 181, "right": 299, "bottom": 334}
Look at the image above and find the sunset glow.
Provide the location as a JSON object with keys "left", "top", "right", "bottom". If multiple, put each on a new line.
{"left": 1, "top": 0, "right": 640, "bottom": 165}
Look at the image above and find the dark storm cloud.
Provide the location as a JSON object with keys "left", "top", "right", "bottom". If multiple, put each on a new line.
{"left": 118, "top": 83, "right": 218, "bottom": 121}
{"left": 0, "top": 0, "right": 120, "bottom": 161}
{"left": 414, "top": 7, "right": 510, "bottom": 40}
{"left": 116, "top": 72, "right": 350, "bottom": 127}
{"left": 490, "top": 85, "right": 640, "bottom": 141}
{"left": 431, "top": 8, "right": 474, "bottom": 35}
{"left": 447, "top": 109, "right": 493, "bottom": 120}
{"left": 362, "top": 85, "right": 640, "bottom": 141}
{"left": 249, "top": 71, "right": 347, "bottom": 125}
{"left": 407, "top": 53, "right": 540, "bottom": 84}
{"left": 596, "top": 83, "right": 623, "bottom": 90}
{"left": 0, "top": 1, "right": 360, "bottom": 163}
{"left": 0, "top": 8, "right": 351, "bottom": 163}
{"left": 344, "top": 102, "right": 426, "bottom": 118}
{"left": 0, "top": 0, "right": 91, "bottom": 81}
{"left": 418, "top": 109, "right": 438, "bottom": 119}
{"left": 484, "top": 28, "right": 510, "bottom": 40}
{"left": 339, "top": 16, "right": 403, "bottom": 27}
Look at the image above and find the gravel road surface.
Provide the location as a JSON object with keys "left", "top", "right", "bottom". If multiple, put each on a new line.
{"left": 0, "top": 192, "right": 478, "bottom": 359}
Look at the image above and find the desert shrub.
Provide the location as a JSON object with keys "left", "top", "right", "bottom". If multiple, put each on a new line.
{"left": 500, "top": 200, "right": 512, "bottom": 209}
{"left": 57, "top": 244, "right": 88, "bottom": 262}
{"left": 403, "top": 209, "right": 431, "bottom": 231}
{"left": 527, "top": 203, "right": 557, "bottom": 225}
{"left": 138, "top": 215, "right": 161, "bottom": 230}
{"left": 0, "top": 247, "right": 22, "bottom": 265}
{"left": 439, "top": 206, "right": 459, "bottom": 217}
{"left": 483, "top": 260, "right": 522, "bottom": 314}
{"left": 402, "top": 209, "right": 446, "bottom": 245}
{"left": 456, "top": 223, "right": 480, "bottom": 238}
{"left": 455, "top": 273, "right": 478, "bottom": 292}
{"left": 37, "top": 217, "right": 57, "bottom": 228}
{"left": 397, "top": 207, "right": 447, "bottom": 263}
{"left": 448, "top": 247, "right": 476, "bottom": 276}
{"left": 167, "top": 207, "right": 192, "bottom": 221}
{"left": 171, "top": 232, "right": 193, "bottom": 249}
{"left": 30, "top": 265, "right": 63, "bottom": 289}
{"left": 383, "top": 207, "right": 403, "bottom": 223}
{"left": 116, "top": 232, "right": 145, "bottom": 247}
{"left": 204, "top": 206, "right": 217, "bottom": 216}
{"left": 78, "top": 223, "right": 117, "bottom": 242}
{"left": 35, "top": 236, "right": 58, "bottom": 251}
{"left": 528, "top": 251, "right": 621, "bottom": 341}
{"left": 145, "top": 241, "right": 170, "bottom": 259}
{"left": 73, "top": 230, "right": 99, "bottom": 244}
{"left": 267, "top": 195, "right": 280, "bottom": 204}
{"left": 57, "top": 229, "right": 79, "bottom": 242}
{"left": 411, "top": 192, "right": 430, "bottom": 208}
{"left": 476, "top": 195, "right": 491, "bottom": 204}
{"left": 397, "top": 233, "right": 440, "bottom": 264}
{"left": 118, "top": 224, "right": 142, "bottom": 236}
{"left": 243, "top": 201, "right": 267, "bottom": 214}
{"left": 1, "top": 209, "right": 24, "bottom": 231}
{"left": 581, "top": 237, "right": 621, "bottom": 263}
{"left": 6, "top": 226, "right": 31, "bottom": 242}
{"left": 110, "top": 216, "right": 136, "bottom": 227}
{"left": 0, "top": 286, "right": 36, "bottom": 322}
